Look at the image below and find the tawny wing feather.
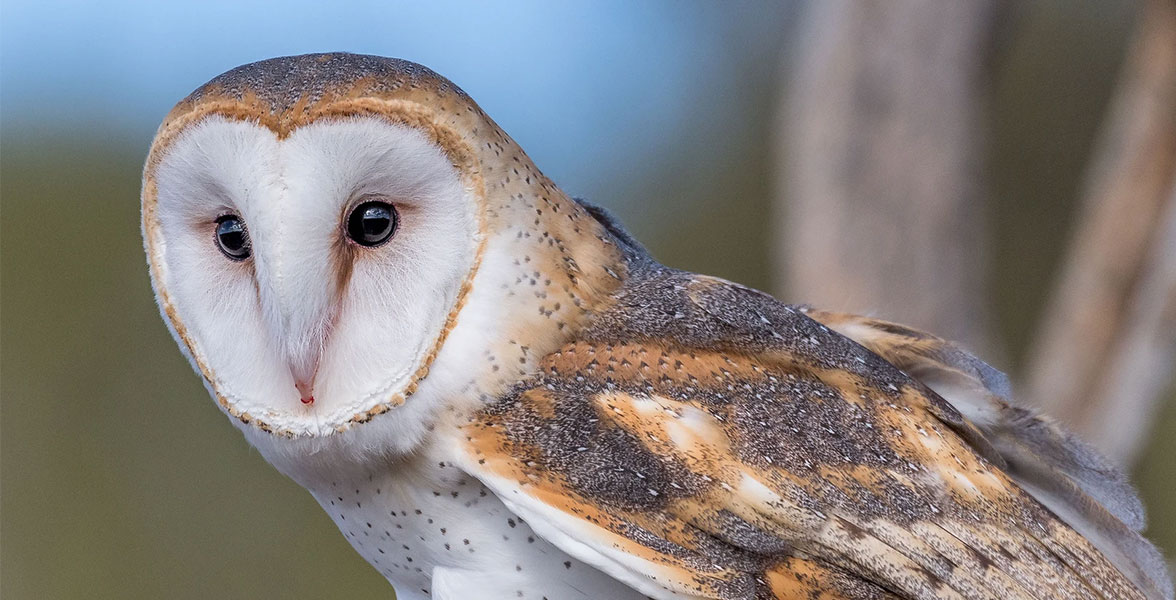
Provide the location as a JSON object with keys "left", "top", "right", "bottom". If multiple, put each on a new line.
{"left": 803, "top": 309, "right": 1171, "bottom": 600}
{"left": 457, "top": 269, "right": 1164, "bottom": 600}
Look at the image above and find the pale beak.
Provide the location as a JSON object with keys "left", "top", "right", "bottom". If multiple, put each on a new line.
{"left": 294, "top": 376, "right": 316, "bottom": 405}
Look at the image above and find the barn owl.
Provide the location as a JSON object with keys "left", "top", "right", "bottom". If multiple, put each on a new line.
{"left": 142, "top": 53, "right": 1172, "bottom": 600}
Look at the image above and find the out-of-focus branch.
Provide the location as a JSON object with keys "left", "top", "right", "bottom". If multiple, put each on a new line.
{"left": 776, "top": 0, "right": 998, "bottom": 352}
{"left": 1025, "top": 0, "right": 1176, "bottom": 466}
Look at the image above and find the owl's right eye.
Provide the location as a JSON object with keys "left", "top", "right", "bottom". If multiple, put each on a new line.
{"left": 215, "top": 215, "right": 251, "bottom": 260}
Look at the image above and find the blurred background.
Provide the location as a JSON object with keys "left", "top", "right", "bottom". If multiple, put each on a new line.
{"left": 2, "top": 1, "right": 1173, "bottom": 598}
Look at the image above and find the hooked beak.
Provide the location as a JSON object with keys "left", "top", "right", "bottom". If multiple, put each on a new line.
{"left": 289, "top": 349, "right": 321, "bottom": 406}
{"left": 284, "top": 321, "right": 330, "bottom": 407}
{"left": 294, "top": 376, "right": 316, "bottom": 405}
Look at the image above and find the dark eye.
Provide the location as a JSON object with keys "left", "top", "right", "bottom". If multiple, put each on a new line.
{"left": 215, "top": 215, "right": 251, "bottom": 260}
{"left": 347, "top": 201, "right": 398, "bottom": 247}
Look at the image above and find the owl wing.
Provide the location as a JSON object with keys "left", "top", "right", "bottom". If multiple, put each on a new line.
{"left": 801, "top": 309, "right": 1171, "bottom": 600}
{"left": 457, "top": 270, "right": 1167, "bottom": 600}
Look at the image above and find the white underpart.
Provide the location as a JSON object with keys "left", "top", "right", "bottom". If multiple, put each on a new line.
{"left": 152, "top": 115, "right": 478, "bottom": 436}
{"left": 306, "top": 444, "right": 648, "bottom": 600}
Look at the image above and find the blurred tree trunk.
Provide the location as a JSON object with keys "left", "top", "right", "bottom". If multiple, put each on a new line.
{"left": 776, "top": 0, "right": 998, "bottom": 352}
{"left": 778, "top": 0, "right": 1176, "bottom": 468}
{"left": 1024, "top": 0, "right": 1176, "bottom": 466}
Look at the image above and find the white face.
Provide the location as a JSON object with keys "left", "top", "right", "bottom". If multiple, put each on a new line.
{"left": 148, "top": 114, "right": 480, "bottom": 437}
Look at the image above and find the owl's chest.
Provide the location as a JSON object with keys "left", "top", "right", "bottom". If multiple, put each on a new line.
{"left": 306, "top": 459, "right": 643, "bottom": 600}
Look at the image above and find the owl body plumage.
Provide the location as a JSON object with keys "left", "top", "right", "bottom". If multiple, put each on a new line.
{"left": 142, "top": 54, "right": 1171, "bottom": 600}
{"left": 305, "top": 444, "right": 647, "bottom": 600}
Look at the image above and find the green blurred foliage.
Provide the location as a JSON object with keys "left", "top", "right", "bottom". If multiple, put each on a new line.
{"left": 3, "top": 3, "right": 1174, "bottom": 599}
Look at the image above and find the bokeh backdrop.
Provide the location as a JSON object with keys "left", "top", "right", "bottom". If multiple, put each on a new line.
{"left": 2, "top": 1, "right": 1172, "bottom": 599}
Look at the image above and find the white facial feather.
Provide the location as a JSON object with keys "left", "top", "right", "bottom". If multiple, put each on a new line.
{"left": 152, "top": 115, "right": 479, "bottom": 440}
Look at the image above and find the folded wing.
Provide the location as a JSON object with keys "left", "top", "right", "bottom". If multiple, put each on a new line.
{"left": 457, "top": 271, "right": 1164, "bottom": 599}
{"left": 804, "top": 309, "right": 1171, "bottom": 600}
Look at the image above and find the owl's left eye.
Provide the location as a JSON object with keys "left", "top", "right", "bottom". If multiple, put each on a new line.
{"left": 347, "top": 201, "right": 398, "bottom": 247}
{"left": 215, "top": 215, "right": 251, "bottom": 260}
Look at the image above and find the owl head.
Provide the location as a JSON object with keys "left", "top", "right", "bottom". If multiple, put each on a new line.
{"left": 142, "top": 53, "right": 629, "bottom": 465}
